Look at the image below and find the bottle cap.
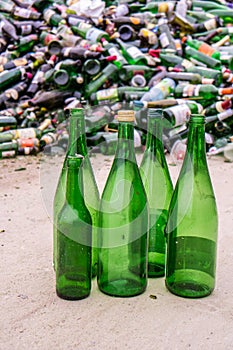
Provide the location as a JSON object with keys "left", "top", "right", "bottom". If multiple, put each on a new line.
{"left": 117, "top": 110, "right": 135, "bottom": 122}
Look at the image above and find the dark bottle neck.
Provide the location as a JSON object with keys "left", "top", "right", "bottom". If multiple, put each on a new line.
{"left": 66, "top": 156, "right": 85, "bottom": 208}
{"left": 115, "top": 121, "right": 136, "bottom": 161}
{"left": 67, "top": 108, "right": 88, "bottom": 157}
{"left": 186, "top": 114, "right": 206, "bottom": 163}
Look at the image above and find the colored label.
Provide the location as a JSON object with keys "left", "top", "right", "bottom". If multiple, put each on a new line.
{"left": 198, "top": 43, "right": 215, "bottom": 57}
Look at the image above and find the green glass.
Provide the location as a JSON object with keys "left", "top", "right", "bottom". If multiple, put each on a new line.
{"left": 163, "top": 100, "right": 203, "bottom": 128}
{"left": 174, "top": 84, "right": 233, "bottom": 107}
{"left": 53, "top": 108, "right": 100, "bottom": 277}
{"left": 98, "top": 110, "right": 148, "bottom": 297}
{"left": 165, "top": 114, "right": 218, "bottom": 298}
{"left": 140, "top": 109, "right": 173, "bottom": 277}
{"left": 0, "top": 67, "right": 26, "bottom": 92}
{"left": 115, "top": 38, "right": 148, "bottom": 65}
{"left": 84, "top": 64, "right": 118, "bottom": 98}
{"left": 56, "top": 155, "right": 92, "bottom": 300}
{"left": 184, "top": 46, "right": 222, "bottom": 70}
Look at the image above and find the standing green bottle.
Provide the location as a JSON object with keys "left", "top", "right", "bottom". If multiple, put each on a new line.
{"left": 140, "top": 109, "right": 173, "bottom": 277}
{"left": 98, "top": 110, "right": 148, "bottom": 297}
{"left": 53, "top": 108, "right": 100, "bottom": 277}
{"left": 56, "top": 155, "right": 92, "bottom": 300}
{"left": 165, "top": 114, "right": 218, "bottom": 298}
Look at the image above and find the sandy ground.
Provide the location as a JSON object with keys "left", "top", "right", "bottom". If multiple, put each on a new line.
{"left": 0, "top": 150, "right": 233, "bottom": 350}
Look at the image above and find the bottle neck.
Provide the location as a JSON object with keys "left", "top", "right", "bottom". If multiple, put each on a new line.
{"left": 146, "top": 115, "right": 164, "bottom": 157}
{"left": 67, "top": 109, "right": 88, "bottom": 157}
{"left": 66, "top": 158, "right": 85, "bottom": 208}
{"left": 115, "top": 121, "right": 136, "bottom": 161}
{"left": 186, "top": 115, "right": 206, "bottom": 162}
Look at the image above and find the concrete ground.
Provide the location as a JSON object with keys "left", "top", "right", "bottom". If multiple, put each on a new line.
{"left": 0, "top": 152, "right": 232, "bottom": 350}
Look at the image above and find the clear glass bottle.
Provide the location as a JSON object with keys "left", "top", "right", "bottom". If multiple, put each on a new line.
{"left": 140, "top": 109, "right": 173, "bottom": 277}
{"left": 98, "top": 109, "right": 148, "bottom": 297}
{"left": 165, "top": 114, "right": 218, "bottom": 298}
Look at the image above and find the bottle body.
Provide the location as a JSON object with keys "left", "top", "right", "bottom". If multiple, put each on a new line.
{"left": 140, "top": 109, "right": 173, "bottom": 277}
{"left": 165, "top": 114, "right": 218, "bottom": 298}
{"left": 98, "top": 110, "right": 148, "bottom": 297}
{"left": 53, "top": 108, "right": 100, "bottom": 277}
{"left": 56, "top": 155, "right": 92, "bottom": 300}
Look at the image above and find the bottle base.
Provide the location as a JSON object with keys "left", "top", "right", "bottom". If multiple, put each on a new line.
{"left": 165, "top": 276, "right": 214, "bottom": 299}
{"left": 56, "top": 287, "right": 90, "bottom": 300}
{"left": 98, "top": 278, "right": 147, "bottom": 297}
{"left": 148, "top": 263, "right": 165, "bottom": 278}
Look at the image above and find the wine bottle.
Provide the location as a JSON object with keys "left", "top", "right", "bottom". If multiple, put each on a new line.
{"left": 56, "top": 155, "right": 92, "bottom": 300}
{"left": 165, "top": 114, "right": 218, "bottom": 298}
{"left": 98, "top": 109, "right": 148, "bottom": 297}
{"left": 140, "top": 108, "right": 173, "bottom": 277}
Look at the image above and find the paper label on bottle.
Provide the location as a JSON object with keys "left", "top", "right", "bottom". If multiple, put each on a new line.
{"left": 108, "top": 47, "right": 122, "bottom": 60}
{"left": 198, "top": 43, "right": 215, "bottom": 57}
{"left": 228, "top": 27, "right": 233, "bottom": 34}
{"left": 217, "top": 109, "right": 233, "bottom": 121}
{"left": 127, "top": 46, "right": 143, "bottom": 58}
{"left": 5, "top": 89, "right": 19, "bottom": 100}
{"left": 14, "top": 8, "right": 31, "bottom": 19}
{"left": 202, "top": 78, "right": 214, "bottom": 85}
{"left": 194, "top": 85, "right": 202, "bottom": 97}
{"left": 182, "top": 84, "right": 196, "bottom": 97}
{"left": 86, "top": 28, "right": 102, "bottom": 42}
{"left": 181, "top": 59, "right": 193, "bottom": 69}
{"left": 204, "top": 18, "right": 217, "bottom": 31}
{"left": 96, "top": 88, "right": 118, "bottom": 102}
{"left": 21, "top": 24, "right": 33, "bottom": 35}
{"left": 159, "top": 32, "right": 169, "bottom": 48}
{"left": 169, "top": 104, "right": 191, "bottom": 127}
{"left": 43, "top": 9, "right": 55, "bottom": 23}
{"left": 1, "top": 150, "right": 16, "bottom": 158}
{"left": 17, "top": 128, "right": 37, "bottom": 139}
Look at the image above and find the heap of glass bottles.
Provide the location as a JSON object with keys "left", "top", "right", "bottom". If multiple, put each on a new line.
{"left": 0, "top": 0, "right": 232, "bottom": 159}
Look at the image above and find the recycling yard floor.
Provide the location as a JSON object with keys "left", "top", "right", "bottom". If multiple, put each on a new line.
{"left": 0, "top": 152, "right": 233, "bottom": 350}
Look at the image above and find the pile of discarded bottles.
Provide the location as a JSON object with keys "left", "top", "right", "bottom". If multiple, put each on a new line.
{"left": 0, "top": 0, "right": 233, "bottom": 159}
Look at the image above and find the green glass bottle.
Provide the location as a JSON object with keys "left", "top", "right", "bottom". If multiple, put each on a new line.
{"left": 174, "top": 83, "right": 233, "bottom": 106}
{"left": 208, "top": 9, "right": 233, "bottom": 24}
{"left": 101, "top": 38, "right": 128, "bottom": 69}
{"left": 163, "top": 100, "right": 203, "bottom": 128}
{"left": 140, "top": 109, "right": 173, "bottom": 277}
{"left": 183, "top": 37, "right": 220, "bottom": 60}
{"left": 71, "top": 22, "right": 109, "bottom": 43}
{"left": 84, "top": 63, "right": 118, "bottom": 97}
{"left": 98, "top": 109, "right": 148, "bottom": 297}
{"left": 165, "top": 114, "right": 218, "bottom": 298}
{"left": 184, "top": 46, "right": 222, "bottom": 70}
{"left": 56, "top": 155, "right": 92, "bottom": 300}
{"left": 115, "top": 38, "right": 148, "bottom": 65}
{"left": 53, "top": 108, "right": 100, "bottom": 277}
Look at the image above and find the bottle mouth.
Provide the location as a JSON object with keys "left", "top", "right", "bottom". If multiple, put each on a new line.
{"left": 189, "top": 114, "right": 205, "bottom": 124}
